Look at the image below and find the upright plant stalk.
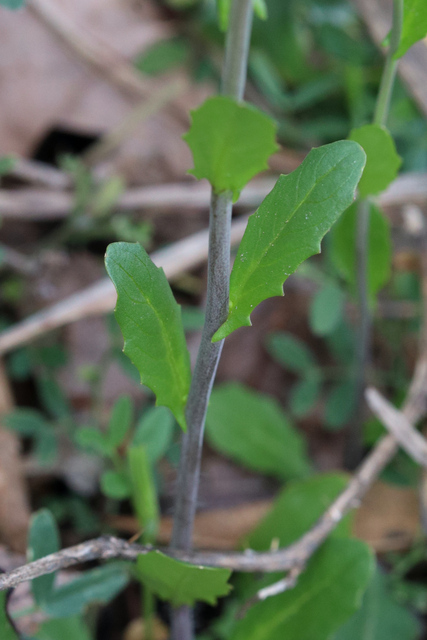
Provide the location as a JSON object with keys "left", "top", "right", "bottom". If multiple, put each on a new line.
{"left": 170, "top": 1, "right": 254, "bottom": 638}
{"left": 346, "top": 0, "right": 403, "bottom": 468}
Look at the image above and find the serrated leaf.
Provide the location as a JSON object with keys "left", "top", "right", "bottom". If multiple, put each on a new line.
{"left": 333, "top": 568, "right": 420, "bottom": 640}
{"left": 100, "top": 470, "right": 131, "bottom": 499}
{"left": 213, "top": 141, "right": 366, "bottom": 341}
{"left": 0, "top": 0, "right": 25, "bottom": 8}
{"left": 184, "top": 96, "right": 277, "bottom": 199}
{"left": 330, "top": 202, "right": 392, "bottom": 301}
{"left": 132, "top": 406, "right": 174, "bottom": 463}
{"left": 323, "top": 381, "right": 357, "bottom": 431}
{"left": 105, "top": 242, "right": 191, "bottom": 431}
{"left": 28, "top": 510, "right": 59, "bottom": 607}
{"left": 42, "top": 564, "right": 130, "bottom": 618}
{"left": 348, "top": 124, "right": 401, "bottom": 197}
{"left": 394, "top": 0, "right": 427, "bottom": 59}
{"left": 206, "top": 383, "right": 311, "bottom": 480}
{"left": 230, "top": 538, "right": 374, "bottom": 640}
{"left": 107, "top": 395, "right": 133, "bottom": 449}
{"left": 0, "top": 592, "right": 20, "bottom": 640}
{"left": 266, "top": 332, "right": 317, "bottom": 375}
{"left": 246, "top": 473, "right": 351, "bottom": 550}
{"left": 137, "top": 551, "right": 232, "bottom": 606}
{"left": 309, "top": 282, "right": 345, "bottom": 336}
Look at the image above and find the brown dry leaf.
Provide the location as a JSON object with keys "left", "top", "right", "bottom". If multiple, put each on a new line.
{"left": 0, "top": 0, "right": 211, "bottom": 181}
{"left": 124, "top": 618, "right": 169, "bottom": 640}
{"left": 354, "top": 480, "right": 420, "bottom": 552}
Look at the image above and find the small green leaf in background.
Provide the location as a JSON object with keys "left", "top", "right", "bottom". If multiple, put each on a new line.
{"left": 246, "top": 473, "right": 351, "bottom": 550}
{"left": 289, "top": 376, "right": 321, "bottom": 418}
{"left": 105, "top": 242, "right": 191, "bottom": 431}
{"left": 309, "top": 282, "right": 345, "bottom": 336}
{"left": 206, "top": 383, "right": 311, "bottom": 481}
{"left": 266, "top": 332, "right": 317, "bottom": 375}
{"left": 135, "top": 38, "right": 189, "bottom": 76}
{"left": 323, "top": 380, "right": 357, "bottom": 431}
{"left": 74, "top": 426, "right": 109, "bottom": 456}
{"left": 348, "top": 124, "right": 401, "bottom": 197}
{"left": 42, "top": 564, "right": 130, "bottom": 618}
{"left": 100, "top": 470, "right": 131, "bottom": 499}
{"left": 107, "top": 395, "right": 133, "bottom": 450}
{"left": 137, "top": 551, "right": 232, "bottom": 606}
{"left": 128, "top": 446, "right": 159, "bottom": 543}
{"left": 230, "top": 538, "right": 374, "bottom": 640}
{"left": 132, "top": 406, "right": 175, "bottom": 463}
{"left": 216, "top": 0, "right": 267, "bottom": 31}
{"left": 334, "top": 568, "right": 420, "bottom": 640}
{"left": 0, "top": 592, "right": 19, "bottom": 640}
{"left": 394, "top": 0, "right": 427, "bottom": 59}
{"left": 330, "top": 202, "right": 392, "bottom": 302}
{"left": 36, "top": 376, "right": 70, "bottom": 420}
{"left": 184, "top": 96, "right": 278, "bottom": 200}
{"left": 0, "top": 0, "right": 24, "bottom": 9}
{"left": 28, "top": 510, "right": 59, "bottom": 607}
{"left": 0, "top": 156, "right": 15, "bottom": 174}
{"left": 35, "top": 616, "right": 91, "bottom": 640}
{"left": 213, "top": 140, "right": 366, "bottom": 341}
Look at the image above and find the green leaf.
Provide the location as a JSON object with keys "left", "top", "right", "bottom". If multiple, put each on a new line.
{"left": 348, "top": 125, "right": 401, "bottom": 197}
{"left": 74, "top": 426, "right": 110, "bottom": 456}
{"left": 216, "top": 0, "right": 267, "bottom": 31}
{"left": 107, "top": 395, "right": 133, "bottom": 449}
{"left": 230, "top": 538, "right": 374, "bottom": 640}
{"left": 128, "top": 446, "right": 159, "bottom": 543}
{"left": 206, "top": 383, "right": 311, "bottom": 480}
{"left": 132, "top": 406, "right": 174, "bottom": 463}
{"left": 137, "top": 551, "right": 232, "bottom": 606}
{"left": 0, "top": 156, "right": 16, "bottom": 174}
{"left": 247, "top": 473, "right": 351, "bottom": 550}
{"left": 100, "top": 470, "right": 131, "bottom": 499}
{"left": 0, "top": 592, "right": 20, "bottom": 640}
{"left": 0, "top": 0, "right": 25, "bottom": 9}
{"left": 394, "top": 0, "right": 427, "bottom": 59}
{"left": 42, "top": 564, "right": 130, "bottom": 618}
{"left": 334, "top": 568, "right": 420, "bottom": 640}
{"left": 28, "top": 510, "right": 59, "bottom": 607}
{"left": 323, "top": 381, "right": 357, "bottom": 431}
{"left": 135, "top": 38, "right": 189, "bottom": 76}
{"left": 5, "top": 409, "right": 49, "bottom": 436}
{"left": 213, "top": 141, "right": 366, "bottom": 341}
{"left": 184, "top": 96, "right": 278, "bottom": 200}
{"left": 309, "top": 282, "right": 345, "bottom": 336}
{"left": 289, "top": 376, "right": 321, "bottom": 417}
{"left": 35, "top": 616, "right": 91, "bottom": 640}
{"left": 266, "top": 332, "right": 317, "bottom": 375}
{"left": 330, "top": 202, "right": 392, "bottom": 301}
{"left": 36, "top": 376, "right": 70, "bottom": 419}
{"left": 105, "top": 242, "right": 191, "bottom": 431}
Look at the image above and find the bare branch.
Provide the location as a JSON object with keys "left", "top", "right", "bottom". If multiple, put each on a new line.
{"left": 366, "top": 387, "right": 427, "bottom": 468}
{"left": 0, "top": 178, "right": 276, "bottom": 220}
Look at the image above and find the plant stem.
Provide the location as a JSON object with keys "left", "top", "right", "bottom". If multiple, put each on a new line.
{"left": 170, "top": 1, "right": 253, "bottom": 638}
{"left": 346, "top": 199, "right": 371, "bottom": 468}
{"left": 373, "top": 0, "right": 404, "bottom": 127}
{"left": 345, "top": 0, "right": 403, "bottom": 468}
